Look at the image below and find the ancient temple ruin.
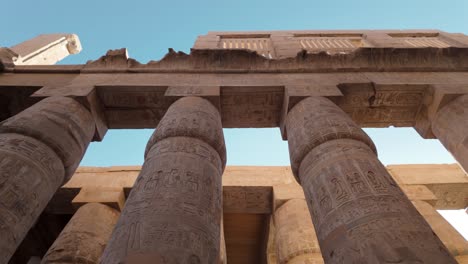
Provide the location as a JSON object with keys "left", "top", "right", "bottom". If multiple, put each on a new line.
{"left": 0, "top": 30, "right": 467, "bottom": 264}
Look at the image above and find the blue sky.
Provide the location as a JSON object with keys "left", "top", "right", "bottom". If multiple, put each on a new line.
{"left": 3, "top": 0, "right": 468, "bottom": 238}
{"left": 3, "top": 0, "right": 467, "bottom": 167}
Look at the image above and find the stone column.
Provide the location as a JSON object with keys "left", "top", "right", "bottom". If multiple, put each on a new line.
{"left": 0, "top": 97, "right": 95, "bottom": 263}
{"left": 101, "top": 96, "right": 226, "bottom": 264}
{"left": 432, "top": 94, "right": 468, "bottom": 171}
{"left": 412, "top": 200, "right": 468, "bottom": 258}
{"left": 285, "top": 96, "right": 457, "bottom": 264}
{"left": 274, "top": 199, "right": 323, "bottom": 264}
{"left": 41, "top": 203, "right": 120, "bottom": 263}
{"left": 219, "top": 217, "right": 227, "bottom": 264}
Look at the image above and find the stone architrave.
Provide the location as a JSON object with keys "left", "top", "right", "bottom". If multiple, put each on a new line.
{"left": 285, "top": 96, "right": 457, "bottom": 264}
{"left": 101, "top": 96, "right": 226, "bottom": 264}
{"left": 432, "top": 94, "right": 468, "bottom": 171}
{"left": 41, "top": 203, "right": 120, "bottom": 263}
{"left": 274, "top": 199, "right": 323, "bottom": 264}
{"left": 0, "top": 97, "right": 95, "bottom": 263}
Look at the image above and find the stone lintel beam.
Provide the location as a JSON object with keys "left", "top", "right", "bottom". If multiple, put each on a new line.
{"left": 165, "top": 85, "right": 221, "bottom": 110}
{"left": 10, "top": 34, "right": 81, "bottom": 66}
{"left": 412, "top": 200, "right": 468, "bottom": 257}
{"left": 223, "top": 186, "right": 272, "bottom": 214}
{"left": 2, "top": 71, "right": 468, "bottom": 130}
{"left": 33, "top": 83, "right": 108, "bottom": 141}
{"left": 71, "top": 187, "right": 125, "bottom": 212}
{"left": 414, "top": 84, "right": 468, "bottom": 139}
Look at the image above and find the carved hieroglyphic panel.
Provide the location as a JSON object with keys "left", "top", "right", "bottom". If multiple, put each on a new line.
{"left": 336, "top": 83, "right": 427, "bottom": 127}
{"left": 97, "top": 86, "right": 176, "bottom": 129}
{"left": 0, "top": 134, "right": 64, "bottom": 263}
{"left": 221, "top": 86, "right": 284, "bottom": 127}
{"left": 298, "top": 139, "right": 456, "bottom": 264}
{"left": 102, "top": 138, "right": 223, "bottom": 264}
{"left": 223, "top": 186, "right": 272, "bottom": 214}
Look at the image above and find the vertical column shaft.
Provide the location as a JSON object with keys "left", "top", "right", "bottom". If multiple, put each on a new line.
{"left": 41, "top": 203, "right": 120, "bottom": 263}
{"left": 0, "top": 97, "right": 95, "bottom": 263}
{"left": 101, "top": 96, "right": 226, "bottom": 264}
{"left": 286, "top": 96, "right": 456, "bottom": 264}
{"left": 274, "top": 199, "right": 323, "bottom": 264}
{"left": 432, "top": 94, "right": 468, "bottom": 171}
{"left": 219, "top": 217, "right": 227, "bottom": 264}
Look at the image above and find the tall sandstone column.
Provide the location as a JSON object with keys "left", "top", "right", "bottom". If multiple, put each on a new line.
{"left": 274, "top": 199, "right": 323, "bottom": 264}
{"left": 41, "top": 203, "right": 120, "bottom": 263}
{"left": 101, "top": 96, "right": 226, "bottom": 264}
{"left": 432, "top": 94, "right": 468, "bottom": 171}
{"left": 285, "top": 96, "right": 456, "bottom": 264}
{"left": 0, "top": 97, "right": 95, "bottom": 263}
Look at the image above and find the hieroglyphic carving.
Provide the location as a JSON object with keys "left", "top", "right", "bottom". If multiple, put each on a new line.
{"left": 286, "top": 96, "right": 456, "bottom": 264}
{"left": 336, "top": 84, "right": 427, "bottom": 127}
{"left": 41, "top": 203, "right": 120, "bottom": 264}
{"left": 0, "top": 96, "right": 95, "bottom": 180}
{"left": 0, "top": 134, "right": 64, "bottom": 263}
{"left": 97, "top": 86, "right": 176, "bottom": 129}
{"left": 221, "top": 86, "right": 283, "bottom": 127}
{"left": 146, "top": 96, "right": 226, "bottom": 166}
{"left": 223, "top": 186, "right": 271, "bottom": 214}
{"left": 285, "top": 96, "right": 375, "bottom": 181}
{"left": 102, "top": 97, "right": 226, "bottom": 264}
{"left": 298, "top": 139, "right": 456, "bottom": 264}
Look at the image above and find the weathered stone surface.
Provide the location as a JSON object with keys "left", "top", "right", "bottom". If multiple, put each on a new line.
{"left": 0, "top": 96, "right": 95, "bottom": 180}
{"left": 10, "top": 34, "right": 81, "bottom": 65}
{"left": 0, "top": 133, "right": 64, "bottom": 264}
{"left": 285, "top": 96, "right": 376, "bottom": 181}
{"left": 432, "top": 94, "right": 468, "bottom": 171}
{"left": 0, "top": 97, "right": 95, "bottom": 263}
{"left": 286, "top": 96, "right": 457, "bottom": 264}
{"left": 146, "top": 96, "right": 226, "bottom": 167}
{"left": 274, "top": 199, "right": 323, "bottom": 264}
{"left": 101, "top": 97, "right": 226, "bottom": 264}
{"left": 219, "top": 217, "right": 227, "bottom": 264}
{"left": 41, "top": 203, "right": 119, "bottom": 264}
{"left": 412, "top": 200, "right": 468, "bottom": 257}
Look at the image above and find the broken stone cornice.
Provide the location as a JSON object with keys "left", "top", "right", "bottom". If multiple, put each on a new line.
{"left": 84, "top": 48, "right": 141, "bottom": 69}
{"left": 5, "top": 46, "right": 468, "bottom": 74}
{"left": 75, "top": 46, "right": 468, "bottom": 72}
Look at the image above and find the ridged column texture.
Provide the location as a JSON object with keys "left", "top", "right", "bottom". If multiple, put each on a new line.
{"left": 41, "top": 203, "right": 120, "bottom": 264}
{"left": 0, "top": 97, "right": 95, "bottom": 263}
{"left": 286, "top": 96, "right": 457, "bottom": 264}
{"left": 101, "top": 97, "right": 226, "bottom": 264}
